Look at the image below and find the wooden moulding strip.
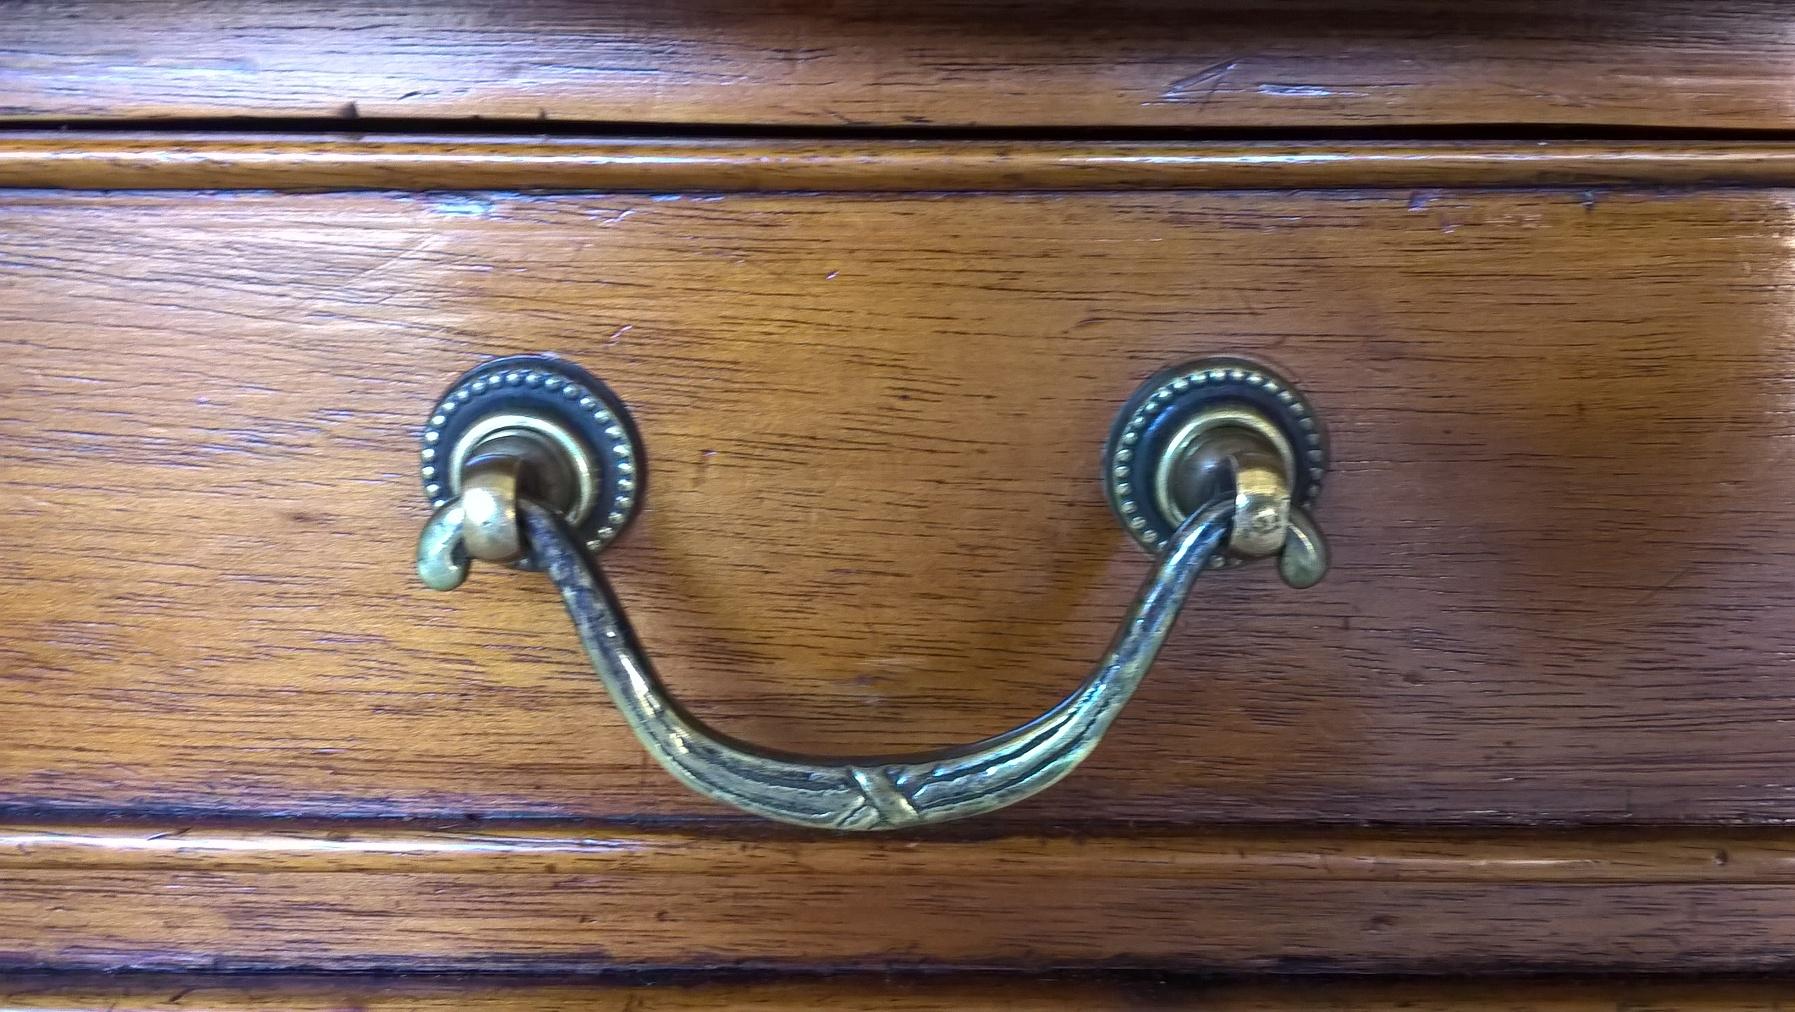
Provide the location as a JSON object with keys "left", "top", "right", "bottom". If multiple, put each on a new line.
{"left": 0, "top": 820, "right": 1790, "bottom": 882}
{"left": 6, "top": 134, "right": 1795, "bottom": 191}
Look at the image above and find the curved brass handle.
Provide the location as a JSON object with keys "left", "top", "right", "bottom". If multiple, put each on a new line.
{"left": 427, "top": 497, "right": 1233, "bottom": 830}
{"left": 414, "top": 354, "right": 1328, "bottom": 830}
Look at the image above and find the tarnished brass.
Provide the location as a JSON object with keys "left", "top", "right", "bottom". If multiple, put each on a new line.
{"left": 414, "top": 354, "right": 1330, "bottom": 831}
{"left": 447, "top": 411, "right": 598, "bottom": 528}
{"left": 459, "top": 455, "right": 524, "bottom": 563}
{"left": 1163, "top": 420, "right": 1292, "bottom": 558}
{"left": 444, "top": 497, "right": 1232, "bottom": 830}
{"left": 1151, "top": 409, "right": 1325, "bottom": 584}
{"left": 1155, "top": 405, "right": 1295, "bottom": 542}
{"left": 1278, "top": 509, "right": 1330, "bottom": 590}
{"left": 416, "top": 500, "right": 469, "bottom": 592}
{"left": 422, "top": 356, "right": 644, "bottom": 557}
{"left": 1106, "top": 358, "right": 1329, "bottom": 589}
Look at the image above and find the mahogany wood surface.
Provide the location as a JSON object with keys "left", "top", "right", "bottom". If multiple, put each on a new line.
{"left": 14, "top": 0, "right": 1795, "bottom": 989}
{"left": 20, "top": 822, "right": 1795, "bottom": 971}
{"left": 15, "top": 821, "right": 1795, "bottom": 883}
{"left": 6, "top": 1, "right": 1795, "bottom": 131}
{"left": 4, "top": 975, "right": 1795, "bottom": 1011}
{"left": 7, "top": 184, "right": 1795, "bottom": 830}
{"left": 18, "top": 864, "right": 1795, "bottom": 971}
{"left": 16, "top": 135, "right": 1795, "bottom": 192}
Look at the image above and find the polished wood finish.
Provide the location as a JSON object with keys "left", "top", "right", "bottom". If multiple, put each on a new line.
{"left": 16, "top": 135, "right": 1795, "bottom": 192}
{"left": 7, "top": 184, "right": 1795, "bottom": 832}
{"left": 7, "top": 1, "right": 1795, "bottom": 131}
{"left": 14, "top": 0, "right": 1795, "bottom": 990}
{"left": 10, "top": 821, "right": 1795, "bottom": 883}
{"left": 23, "top": 822, "right": 1795, "bottom": 970}
{"left": 19, "top": 863, "right": 1795, "bottom": 971}
{"left": 5, "top": 976, "right": 1794, "bottom": 1011}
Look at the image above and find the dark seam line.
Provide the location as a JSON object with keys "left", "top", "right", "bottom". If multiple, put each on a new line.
{"left": 12, "top": 117, "right": 1795, "bottom": 144}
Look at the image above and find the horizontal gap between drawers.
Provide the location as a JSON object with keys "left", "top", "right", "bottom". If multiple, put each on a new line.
{"left": 3, "top": 819, "right": 1793, "bottom": 883}
{"left": 3, "top": 971, "right": 1792, "bottom": 1008}
{"left": 21, "top": 118, "right": 1795, "bottom": 143}
{"left": 13, "top": 133, "right": 1795, "bottom": 191}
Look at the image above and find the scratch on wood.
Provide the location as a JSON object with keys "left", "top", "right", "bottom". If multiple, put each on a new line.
{"left": 1154, "top": 60, "right": 1239, "bottom": 105}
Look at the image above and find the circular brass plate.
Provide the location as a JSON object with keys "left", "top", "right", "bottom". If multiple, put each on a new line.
{"left": 1102, "top": 357, "right": 1325, "bottom": 557}
{"left": 447, "top": 411, "right": 599, "bottom": 527}
{"left": 420, "top": 354, "right": 645, "bottom": 556}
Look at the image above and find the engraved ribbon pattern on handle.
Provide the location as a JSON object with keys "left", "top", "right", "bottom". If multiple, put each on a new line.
{"left": 518, "top": 498, "right": 1230, "bottom": 831}
{"left": 414, "top": 353, "right": 1326, "bottom": 831}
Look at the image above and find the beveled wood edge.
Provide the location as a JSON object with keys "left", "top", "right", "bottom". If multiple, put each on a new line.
{"left": 3, "top": 974, "right": 1793, "bottom": 1011}
{"left": 4, "top": 821, "right": 1791, "bottom": 882}
{"left": 9, "top": 134, "right": 1795, "bottom": 191}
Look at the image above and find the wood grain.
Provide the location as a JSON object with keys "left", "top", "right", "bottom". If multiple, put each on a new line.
{"left": 9, "top": 821, "right": 1795, "bottom": 883}
{"left": 20, "top": 822, "right": 1795, "bottom": 970}
{"left": 8, "top": 186, "right": 1795, "bottom": 827}
{"left": 15, "top": 135, "right": 1795, "bottom": 192}
{"left": 23, "top": 822, "right": 1795, "bottom": 971}
{"left": 18, "top": 865, "right": 1795, "bottom": 972}
{"left": 7, "top": 1, "right": 1795, "bottom": 131}
{"left": 5, "top": 975, "right": 1795, "bottom": 1011}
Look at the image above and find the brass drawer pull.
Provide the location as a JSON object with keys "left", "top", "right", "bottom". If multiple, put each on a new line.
{"left": 415, "top": 355, "right": 1328, "bottom": 830}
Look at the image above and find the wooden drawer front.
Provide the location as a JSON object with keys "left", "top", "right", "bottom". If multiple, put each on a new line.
{"left": 6, "top": 0, "right": 1795, "bottom": 131}
{"left": 5, "top": 185, "right": 1795, "bottom": 828}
